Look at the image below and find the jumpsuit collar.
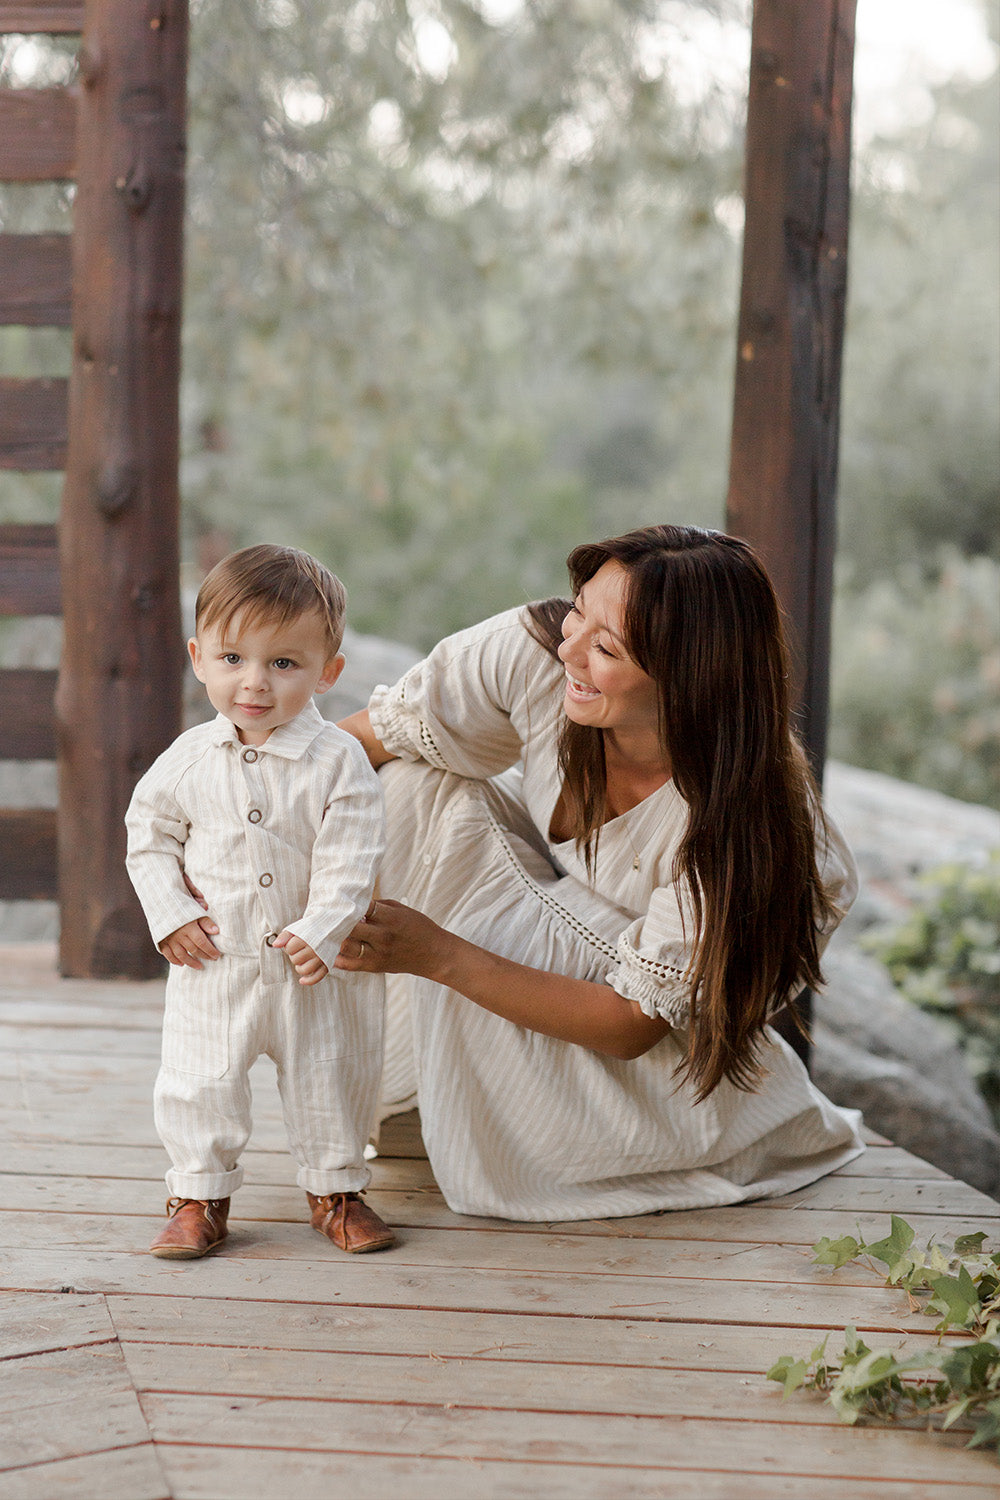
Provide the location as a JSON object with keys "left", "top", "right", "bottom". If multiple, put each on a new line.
{"left": 208, "top": 700, "right": 329, "bottom": 760}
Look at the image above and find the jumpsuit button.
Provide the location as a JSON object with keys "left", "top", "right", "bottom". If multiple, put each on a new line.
{"left": 242, "top": 748, "right": 259, "bottom": 763}
{"left": 422, "top": 853, "right": 432, "bottom": 866}
{"left": 259, "top": 872, "right": 273, "bottom": 887}
{"left": 248, "top": 809, "right": 262, "bottom": 823}
{"left": 264, "top": 932, "right": 277, "bottom": 946}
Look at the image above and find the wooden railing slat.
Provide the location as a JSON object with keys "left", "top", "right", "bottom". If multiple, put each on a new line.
{"left": 0, "top": 377, "right": 69, "bottom": 470}
{"left": 0, "top": 234, "right": 72, "bottom": 325}
{"left": 0, "top": 88, "right": 76, "bottom": 182}
{"left": 0, "top": 808, "right": 57, "bottom": 900}
{"left": 0, "top": 2, "right": 83, "bottom": 32}
{"left": 0, "top": 668, "right": 57, "bottom": 758}
{"left": 0, "top": 523, "right": 61, "bottom": 614}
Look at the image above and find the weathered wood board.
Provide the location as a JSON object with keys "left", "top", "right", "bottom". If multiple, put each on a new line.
{"left": 1, "top": 946, "right": 997, "bottom": 1499}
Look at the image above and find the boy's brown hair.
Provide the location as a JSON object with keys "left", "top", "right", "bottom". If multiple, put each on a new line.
{"left": 195, "top": 544, "right": 347, "bottom": 655}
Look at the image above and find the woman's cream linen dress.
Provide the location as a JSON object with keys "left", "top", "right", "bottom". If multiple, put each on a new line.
{"left": 368, "top": 607, "right": 864, "bottom": 1221}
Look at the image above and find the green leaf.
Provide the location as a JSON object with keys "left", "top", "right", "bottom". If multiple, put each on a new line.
{"left": 925, "top": 1266, "right": 980, "bottom": 1330}
{"left": 766, "top": 1355, "right": 809, "bottom": 1397}
{"left": 812, "top": 1234, "right": 861, "bottom": 1269}
{"left": 954, "top": 1231, "right": 989, "bottom": 1256}
{"left": 967, "top": 1397, "right": 1000, "bottom": 1451}
{"left": 862, "top": 1216, "right": 916, "bottom": 1279}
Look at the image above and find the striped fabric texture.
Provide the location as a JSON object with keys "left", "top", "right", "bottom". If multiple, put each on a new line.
{"left": 370, "top": 609, "right": 865, "bottom": 1222}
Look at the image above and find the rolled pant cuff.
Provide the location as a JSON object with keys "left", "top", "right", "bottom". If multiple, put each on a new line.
{"left": 298, "top": 1166, "right": 371, "bottom": 1195}
{"left": 166, "top": 1166, "right": 243, "bottom": 1199}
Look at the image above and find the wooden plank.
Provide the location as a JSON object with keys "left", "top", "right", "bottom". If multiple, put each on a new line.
{"left": 0, "top": 376, "right": 68, "bottom": 470}
{"left": 0, "top": 1215, "right": 896, "bottom": 1291}
{"left": 0, "top": 88, "right": 76, "bottom": 181}
{"left": 120, "top": 1339, "right": 974, "bottom": 1428}
{"left": 0, "top": 1446, "right": 167, "bottom": 1500}
{"left": 58, "top": 0, "right": 187, "bottom": 978}
{"left": 4, "top": 1177, "right": 990, "bottom": 1250}
{"left": 154, "top": 1446, "right": 1000, "bottom": 1500}
{"left": 0, "top": 1344, "right": 159, "bottom": 1471}
{"left": 726, "top": 0, "right": 857, "bottom": 773}
{"left": 0, "top": 809, "right": 56, "bottom": 900}
{"left": 137, "top": 1392, "right": 995, "bottom": 1484}
{"left": 0, "top": 996, "right": 163, "bottom": 1027}
{"left": 105, "top": 1294, "right": 963, "bottom": 1374}
{"left": 0, "top": 1024, "right": 160, "bottom": 1056}
{"left": 0, "top": 1291, "right": 114, "bottom": 1358}
{"left": 0, "top": 1248, "right": 950, "bottom": 1333}
{"left": 0, "top": 522, "right": 60, "bottom": 614}
{"left": 0, "top": 669, "right": 56, "bottom": 758}
{"left": 0, "top": 2, "right": 84, "bottom": 33}
{"left": 0, "top": 234, "right": 72, "bottom": 325}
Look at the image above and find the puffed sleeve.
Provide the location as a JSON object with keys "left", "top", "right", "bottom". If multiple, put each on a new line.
{"left": 368, "top": 607, "right": 553, "bottom": 779}
{"left": 604, "top": 810, "right": 860, "bottom": 1026}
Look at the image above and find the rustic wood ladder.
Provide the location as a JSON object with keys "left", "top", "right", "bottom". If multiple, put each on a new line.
{"left": 0, "top": 4, "right": 78, "bottom": 911}
{"left": 0, "top": 0, "right": 186, "bottom": 977}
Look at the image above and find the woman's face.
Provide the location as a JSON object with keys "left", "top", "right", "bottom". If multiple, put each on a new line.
{"left": 557, "top": 561, "right": 661, "bottom": 742}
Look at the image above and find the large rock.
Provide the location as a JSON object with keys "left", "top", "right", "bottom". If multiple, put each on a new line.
{"left": 813, "top": 946, "right": 1000, "bottom": 1198}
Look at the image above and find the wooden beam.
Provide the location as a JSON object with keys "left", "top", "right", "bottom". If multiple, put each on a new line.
{"left": 57, "top": 0, "right": 187, "bottom": 978}
{"left": 0, "top": 669, "right": 57, "bottom": 757}
{"left": 0, "top": 2, "right": 84, "bottom": 31}
{"left": 726, "top": 0, "right": 856, "bottom": 776}
{"left": 0, "top": 523, "right": 60, "bottom": 614}
{"left": 0, "top": 88, "right": 76, "bottom": 181}
{"left": 0, "top": 809, "right": 57, "bottom": 900}
{"left": 0, "top": 377, "right": 68, "bottom": 469}
{"left": 0, "top": 234, "right": 73, "bottom": 325}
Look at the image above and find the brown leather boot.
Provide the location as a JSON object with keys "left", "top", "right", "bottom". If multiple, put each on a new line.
{"left": 306, "top": 1191, "right": 396, "bottom": 1253}
{"left": 149, "top": 1197, "right": 230, "bottom": 1259}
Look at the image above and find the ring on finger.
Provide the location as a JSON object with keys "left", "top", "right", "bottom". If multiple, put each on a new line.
{"left": 359, "top": 940, "right": 367, "bottom": 958}
{"left": 366, "top": 899, "right": 378, "bottom": 920}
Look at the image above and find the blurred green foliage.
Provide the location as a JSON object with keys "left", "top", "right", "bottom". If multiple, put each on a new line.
{"left": 863, "top": 853, "right": 1000, "bottom": 1127}
{"left": 831, "top": 551, "right": 1000, "bottom": 808}
{"left": 0, "top": 1, "right": 997, "bottom": 802}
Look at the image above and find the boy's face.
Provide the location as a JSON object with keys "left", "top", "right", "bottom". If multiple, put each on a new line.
{"left": 189, "top": 607, "right": 344, "bottom": 745}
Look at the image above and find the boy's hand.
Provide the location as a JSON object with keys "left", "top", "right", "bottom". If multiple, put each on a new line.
{"left": 159, "top": 917, "right": 220, "bottom": 969}
{"left": 271, "top": 931, "right": 328, "bottom": 986}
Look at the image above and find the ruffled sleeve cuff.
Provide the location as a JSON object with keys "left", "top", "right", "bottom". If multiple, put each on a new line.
{"left": 606, "top": 930, "right": 692, "bottom": 1026}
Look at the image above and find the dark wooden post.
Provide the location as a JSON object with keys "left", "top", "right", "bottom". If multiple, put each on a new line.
{"left": 726, "top": 0, "right": 856, "bottom": 778}
{"left": 57, "top": 0, "right": 188, "bottom": 977}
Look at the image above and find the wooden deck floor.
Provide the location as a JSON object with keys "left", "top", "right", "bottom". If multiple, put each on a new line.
{"left": 1, "top": 944, "right": 998, "bottom": 1500}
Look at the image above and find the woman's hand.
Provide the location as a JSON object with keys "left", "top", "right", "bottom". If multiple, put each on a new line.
{"left": 334, "top": 899, "right": 450, "bottom": 979}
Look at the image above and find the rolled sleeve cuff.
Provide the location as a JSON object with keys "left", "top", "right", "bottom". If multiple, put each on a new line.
{"left": 283, "top": 913, "right": 358, "bottom": 974}
{"left": 605, "top": 932, "right": 692, "bottom": 1025}
{"left": 150, "top": 896, "right": 216, "bottom": 949}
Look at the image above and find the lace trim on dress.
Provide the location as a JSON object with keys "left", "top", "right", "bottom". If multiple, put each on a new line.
{"left": 482, "top": 804, "right": 620, "bottom": 962}
{"left": 609, "top": 932, "right": 692, "bottom": 1024}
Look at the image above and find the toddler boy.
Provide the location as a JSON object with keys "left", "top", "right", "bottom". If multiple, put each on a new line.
{"left": 126, "top": 544, "right": 394, "bottom": 1258}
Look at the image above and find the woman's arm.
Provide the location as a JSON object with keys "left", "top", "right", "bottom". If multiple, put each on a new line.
{"left": 337, "top": 709, "right": 399, "bottom": 770}
{"left": 334, "top": 899, "right": 672, "bottom": 1060}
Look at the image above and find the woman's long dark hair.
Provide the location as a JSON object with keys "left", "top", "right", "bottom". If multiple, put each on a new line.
{"left": 526, "top": 524, "right": 839, "bottom": 1100}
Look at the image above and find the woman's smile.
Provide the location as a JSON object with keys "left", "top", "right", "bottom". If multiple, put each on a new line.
{"left": 564, "top": 671, "right": 602, "bottom": 702}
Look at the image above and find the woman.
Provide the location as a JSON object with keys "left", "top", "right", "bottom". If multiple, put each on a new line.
{"left": 336, "top": 524, "right": 863, "bottom": 1221}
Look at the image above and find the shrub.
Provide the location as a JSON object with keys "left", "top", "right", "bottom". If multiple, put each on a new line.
{"left": 830, "top": 551, "right": 1000, "bottom": 810}
{"left": 862, "top": 853, "right": 1000, "bottom": 1128}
